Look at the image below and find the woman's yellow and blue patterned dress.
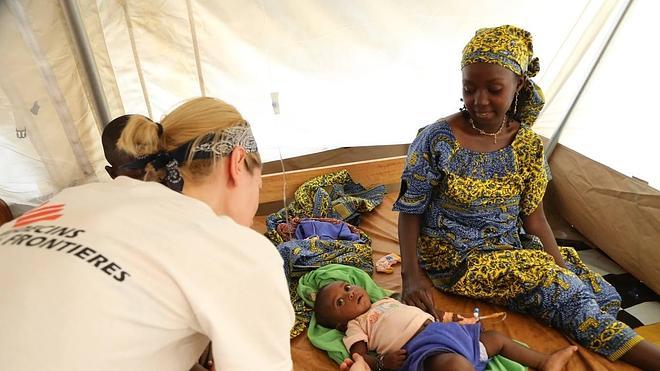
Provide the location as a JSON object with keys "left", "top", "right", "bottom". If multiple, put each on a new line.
{"left": 393, "top": 120, "right": 643, "bottom": 360}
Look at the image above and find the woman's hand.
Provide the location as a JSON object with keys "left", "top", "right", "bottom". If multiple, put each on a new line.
{"left": 339, "top": 353, "right": 371, "bottom": 371}
{"left": 402, "top": 274, "right": 439, "bottom": 320}
{"left": 383, "top": 349, "right": 407, "bottom": 370}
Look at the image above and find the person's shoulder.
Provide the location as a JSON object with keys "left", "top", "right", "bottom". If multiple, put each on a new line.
{"left": 517, "top": 123, "right": 542, "bottom": 142}
{"left": 209, "top": 216, "right": 272, "bottom": 245}
{"left": 213, "top": 217, "right": 280, "bottom": 258}
{"left": 48, "top": 178, "right": 172, "bottom": 217}
{"left": 412, "top": 116, "right": 456, "bottom": 147}
{"left": 58, "top": 177, "right": 165, "bottom": 198}
{"left": 512, "top": 123, "right": 545, "bottom": 151}
{"left": 179, "top": 217, "right": 284, "bottom": 282}
{"left": 511, "top": 124, "right": 546, "bottom": 166}
{"left": 417, "top": 117, "right": 451, "bottom": 135}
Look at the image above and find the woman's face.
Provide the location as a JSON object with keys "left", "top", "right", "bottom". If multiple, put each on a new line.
{"left": 462, "top": 63, "right": 521, "bottom": 125}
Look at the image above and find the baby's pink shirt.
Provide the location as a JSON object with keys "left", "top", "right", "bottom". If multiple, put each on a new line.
{"left": 343, "top": 298, "right": 433, "bottom": 354}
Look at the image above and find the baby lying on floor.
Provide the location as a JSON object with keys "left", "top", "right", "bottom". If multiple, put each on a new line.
{"left": 315, "top": 281, "right": 577, "bottom": 371}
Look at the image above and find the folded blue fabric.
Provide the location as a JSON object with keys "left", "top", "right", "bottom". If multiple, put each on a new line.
{"left": 294, "top": 219, "right": 362, "bottom": 242}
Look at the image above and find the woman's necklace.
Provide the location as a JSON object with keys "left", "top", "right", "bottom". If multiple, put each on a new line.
{"left": 469, "top": 115, "right": 507, "bottom": 144}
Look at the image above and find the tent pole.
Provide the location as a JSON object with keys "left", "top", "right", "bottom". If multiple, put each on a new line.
{"left": 546, "top": 0, "right": 633, "bottom": 158}
{"left": 61, "top": 0, "right": 111, "bottom": 130}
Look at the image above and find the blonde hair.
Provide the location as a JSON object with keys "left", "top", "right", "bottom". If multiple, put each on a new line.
{"left": 117, "top": 97, "right": 261, "bottom": 183}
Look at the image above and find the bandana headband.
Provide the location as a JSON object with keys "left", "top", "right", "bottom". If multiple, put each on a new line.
{"left": 123, "top": 123, "right": 258, "bottom": 192}
{"left": 194, "top": 124, "right": 258, "bottom": 157}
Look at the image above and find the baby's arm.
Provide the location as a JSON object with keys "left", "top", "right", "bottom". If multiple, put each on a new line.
{"left": 348, "top": 342, "right": 407, "bottom": 370}
{"left": 348, "top": 341, "right": 375, "bottom": 369}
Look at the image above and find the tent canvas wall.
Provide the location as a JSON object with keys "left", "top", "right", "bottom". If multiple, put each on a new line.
{"left": 3, "top": 0, "right": 658, "bottom": 209}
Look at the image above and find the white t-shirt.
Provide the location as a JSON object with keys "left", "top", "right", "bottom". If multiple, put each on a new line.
{"left": 0, "top": 177, "right": 294, "bottom": 371}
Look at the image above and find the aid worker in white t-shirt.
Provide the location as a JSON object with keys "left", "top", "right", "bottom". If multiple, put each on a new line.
{"left": 0, "top": 97, "right": 294, "bottom": 371}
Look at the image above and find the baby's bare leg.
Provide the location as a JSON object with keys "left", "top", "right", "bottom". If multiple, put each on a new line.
{"left": 480, "top": 330, "right": 576, "bottom": 371}
{"left": 423, "top": 353, "right": 475, "bottom": 371}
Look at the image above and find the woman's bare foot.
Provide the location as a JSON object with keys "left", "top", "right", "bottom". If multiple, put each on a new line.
{"left": 539, "top": 346, "right": 578, "bottom": 371}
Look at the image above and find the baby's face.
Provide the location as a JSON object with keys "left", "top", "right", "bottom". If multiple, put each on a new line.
{"left": 318, "top": 281, "right": 371, "bottom": 329}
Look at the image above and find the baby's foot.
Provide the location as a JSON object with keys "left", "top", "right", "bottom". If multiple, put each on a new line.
{"left": 539, "top": 346, "right": 577, "bottom": 371}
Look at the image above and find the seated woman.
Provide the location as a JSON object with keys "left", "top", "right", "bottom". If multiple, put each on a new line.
{"left": 0, "top": 97, "right": 294, "bottom": 370}
{"left": 393, "top": 25, "right": 660, "bottom": 369}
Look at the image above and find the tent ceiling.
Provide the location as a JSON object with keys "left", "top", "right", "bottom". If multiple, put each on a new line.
{"left": 1, "top": 0, "right": 656, "bottom": 209}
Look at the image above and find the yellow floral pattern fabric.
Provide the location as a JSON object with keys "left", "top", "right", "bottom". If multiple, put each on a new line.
{"left": 393, "top": 120, "right": 641, "bottom": 359}
{"left": 394, "top": 120, "right": 548, "bottom": 253}
{"left": 417, "top": 235, "right": 642, "bottom": 359}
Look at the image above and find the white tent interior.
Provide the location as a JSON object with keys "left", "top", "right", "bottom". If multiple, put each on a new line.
{"left": 1, "top": 0, "right": 659, "bottom": 369}
{"left": 2, "top": 0, "right": 658, "bottom": 209}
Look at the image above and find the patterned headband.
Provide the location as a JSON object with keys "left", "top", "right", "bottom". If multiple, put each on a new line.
{"left": 192, "top": 124, "right": 258, "bottom": 157}
{"left": 122, "top": 123, "right": 259, "bottom": 192}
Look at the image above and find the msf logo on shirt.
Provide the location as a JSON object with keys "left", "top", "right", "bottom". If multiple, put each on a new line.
{"left": 2, "top": 202, "right": 132, "bottom": 283}
{"left": 14, "top": 203, "right": 65, "bottom": 227}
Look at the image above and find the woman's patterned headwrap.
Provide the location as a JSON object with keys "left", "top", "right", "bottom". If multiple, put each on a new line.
{"left": 461, "top": 25, "right": 545, "bottom": 125}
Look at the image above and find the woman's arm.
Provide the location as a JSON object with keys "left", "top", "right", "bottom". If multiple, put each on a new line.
{"left": 521, "top": 202, "right": 568, "bottom": 269}
{"left": 398, "top": 213, "right": 438, "bottom": 319}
